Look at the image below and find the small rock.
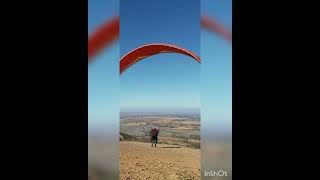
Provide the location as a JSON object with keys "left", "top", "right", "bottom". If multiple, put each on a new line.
{"left": 168, "top": 174, "right": 179, "bottom": 180}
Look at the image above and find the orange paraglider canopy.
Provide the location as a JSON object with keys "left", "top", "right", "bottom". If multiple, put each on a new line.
{"left": 201, "top": 15, "right": 232, "bottom": 42}
{"left": 120, "top": 43, "right": 200, "bottom": 75}
{"left": 88, "top": 16, "right": 119, "bottom": 61}
{"left": 88, "top": 15, "right": 231, "bottom": 62}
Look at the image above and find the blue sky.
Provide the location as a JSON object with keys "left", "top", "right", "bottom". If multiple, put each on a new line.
{"left": 88, "top": 0, "right": 232, "bottom": 134}
{"left": 120, "top": 0, "right": 200, "bottom": 112}
{"left": 201, "top": 0, "right": 232, "bottom": 133}
{"left": 88, "top": 0, "right": 119, "bottom": 132}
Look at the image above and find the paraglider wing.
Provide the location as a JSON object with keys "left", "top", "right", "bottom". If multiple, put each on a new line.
{"left": 120, "top": 43, "right": 201, "bottom": 75}
{"left": 88, "top": 16, "right": 119, "bottom": 61}
{"left": 201, "top": 15, "right": 232, "bottom": 43}
{"left": 88, "top": 15, "right": 231, "bottom": 62}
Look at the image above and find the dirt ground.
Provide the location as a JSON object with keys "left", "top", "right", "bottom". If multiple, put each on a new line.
{"left": 120, "top": 141, "right": 200, "bottom": 180}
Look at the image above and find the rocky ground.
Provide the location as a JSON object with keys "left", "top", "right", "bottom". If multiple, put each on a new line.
{"left": 120, "top": 141, "right": 200, "bottom": 180}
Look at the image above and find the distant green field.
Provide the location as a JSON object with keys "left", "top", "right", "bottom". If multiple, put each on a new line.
{"left": 120, "top": 115, "right": 200, "bottom": 148}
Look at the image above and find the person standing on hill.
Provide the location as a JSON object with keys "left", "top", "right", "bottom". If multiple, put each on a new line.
{"left": 150, "top": 128, "right": 159, "bottom": 147}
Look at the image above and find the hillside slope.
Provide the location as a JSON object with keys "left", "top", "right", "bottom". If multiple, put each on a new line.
{"left": 120, "top": 141, "right": 200, "bottom": 180}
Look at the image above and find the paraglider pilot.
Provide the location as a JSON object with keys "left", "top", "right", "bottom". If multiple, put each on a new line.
{"left": 150, "top": 128, "right": 159, "bottom": 147}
